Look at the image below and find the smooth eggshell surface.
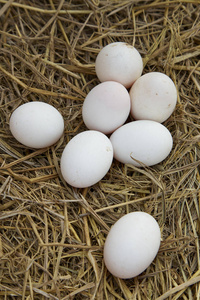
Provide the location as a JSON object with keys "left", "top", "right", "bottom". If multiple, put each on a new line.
{"left": 60, "top": 130, "right": 113, "bottom": 188}
{"left": 130, "top": 72, "right": 177, "bottom": 123}
{"left": 95, "top": 42, "right": 143, "bottom": 88}
{"left": 110, "top": 120, "right": 173, "bottom": 166}
{"left": 104, "top": 212, "right": 161, "bottom": 279}
{"left": 9, "top": 102, "right": 64, "bottom": 148}
{"left": 82, "top": 81, "right": 131, "bottom": 134}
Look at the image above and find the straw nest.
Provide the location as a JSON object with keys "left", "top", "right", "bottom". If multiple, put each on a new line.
{"left": 0, "top": 0, "right": 200, "bottom": 299}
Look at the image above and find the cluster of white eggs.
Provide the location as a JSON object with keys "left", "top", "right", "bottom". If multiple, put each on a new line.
{"left": 61, "top": 42, "right": 177, "bottom": 188}
{"left": 9, "top": 42, "right": 177, "bottom": 279}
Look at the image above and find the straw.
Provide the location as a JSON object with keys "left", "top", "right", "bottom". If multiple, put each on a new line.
{"left": 0, "top": 0, "right": 199, "bottom": 299}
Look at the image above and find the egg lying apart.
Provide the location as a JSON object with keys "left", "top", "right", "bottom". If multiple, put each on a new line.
{"left": 82, "top": 81, "right": 131, "bottom": 134}
{"left": 95, "top": 42, "right": 143, "bottom": 88}
{"left": 130, "top": 72, "right": 177, "bottom": 123}
{"left": 9, "top": 101, "right": 64, "bottom": 148}
{"left": 60, "top": 130, "right": 113, "bottom": 188}
{"left": 104, "top": 212, "right": 161, "bottom": 279}
{"left": 110, "top": 120, "right": 173, "bottom": 167}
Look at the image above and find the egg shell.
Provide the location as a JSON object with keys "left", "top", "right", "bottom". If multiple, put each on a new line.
{"left": 130, "top": 72, "right": 177, "bottom": 123}
{"left": 95, "top": 42, "right": 143, "bottom": 88}
{"left": 9, "top": 101, "right": 64, "bottom": 148}
{"left": 82, "top": 81, "right": 131, "bottom": 134}
{"left": 110, "top": 120, "right": 173, "bottom": 167}
{"left": 60, "top": 130, "right": 113, "bottom": 188}
{"left": 104, "top": 212, "right": 161, "bottom": 279}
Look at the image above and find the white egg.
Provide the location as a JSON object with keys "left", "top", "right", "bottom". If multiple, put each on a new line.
{"left": 110, "top": 120, "right": 173, "bottom": 167}
{"left": 9, "top": 102, "right": 64, "bottom": 148}
{"left": 95, "top": 42, "right": 143, "bottom": 88}
{"left": 60, "top": 130, "right": 113, "bottom": 188}
{"left": 104, "top": 212, "right": 161, "bottom": 279}
{"left": 82, "top": 81, "right": 131, "bottom": 134}
{"left": 130, "top": 72, "right": 177, "bottom": 123}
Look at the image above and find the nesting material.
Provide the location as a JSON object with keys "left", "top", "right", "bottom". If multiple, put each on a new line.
{"left": 0, "top": 1, "right": 200, "bottom": 299}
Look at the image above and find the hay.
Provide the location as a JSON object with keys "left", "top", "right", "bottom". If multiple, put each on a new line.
{"left": 0, "top": 0, "right": 199, "bottom": 299}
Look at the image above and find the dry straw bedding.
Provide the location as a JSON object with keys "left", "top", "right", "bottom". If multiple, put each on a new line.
{"left": 0, "top": 0, "right": 200, "bottom": 299}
